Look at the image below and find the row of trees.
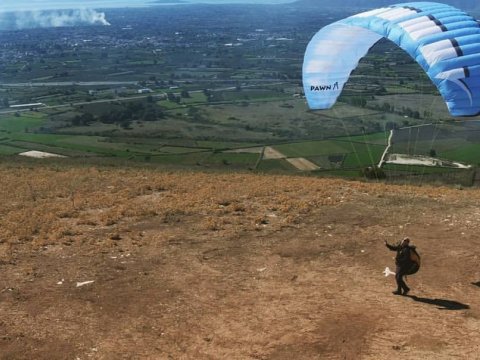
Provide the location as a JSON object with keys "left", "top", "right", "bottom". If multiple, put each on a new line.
{"left": 72, "top": 101, "right": 165, "bottom": 129}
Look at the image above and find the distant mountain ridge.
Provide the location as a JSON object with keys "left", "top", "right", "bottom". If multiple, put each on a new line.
{"left": 294, "top": 0, "right": 478, "bottom": 11}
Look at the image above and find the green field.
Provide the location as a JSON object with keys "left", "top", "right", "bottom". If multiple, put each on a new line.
{"left": 273, "top": 140, "right": 349, "bottom": 158}
{"left": 390, "top": 123, "right": 480, "bottom": 167}
{"left": 0, "top": 143, "right": 27, "bottom": 155}
{"left": 1, "top": 94, "right": 479, "bottom": 184}
{"left": 441, "top": 144, "right": 480, "bottom": 166}
{"left": 271, "top": 136, "right": 385, "bottom": 170}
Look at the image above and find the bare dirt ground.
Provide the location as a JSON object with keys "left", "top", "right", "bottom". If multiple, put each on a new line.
{"left": 1, "top": 165, "right": 480, "bottom": 359}
{"left": 286, "top": 158, "right": 320, "bottom": 171}
{"left": 262, "top": 146, "right": 285, "bottom": 160}
{"left": 226, "top": 147, "right": 263, "bottom": 154}
{"left": 263, "top": 147, "right": 319, "bottom": 171}
{"left": 18, "top": 151, "right": 67, "bottom": 159}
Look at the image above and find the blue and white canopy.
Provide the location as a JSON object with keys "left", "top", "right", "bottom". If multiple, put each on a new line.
{"left": 303, "top": 2, "right": 480, "bottom": 117}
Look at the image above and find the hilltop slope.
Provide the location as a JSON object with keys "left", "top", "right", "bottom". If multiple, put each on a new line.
{"left": 1, "top": 165, "right": 480, "bottom": 359}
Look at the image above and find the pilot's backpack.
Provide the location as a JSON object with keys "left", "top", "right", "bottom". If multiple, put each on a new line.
{"left": 407, "top": 247, "right": 421, "bottom": 275}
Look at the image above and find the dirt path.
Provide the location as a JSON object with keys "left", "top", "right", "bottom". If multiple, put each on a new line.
{"left": 1, "top": 167, "right": 480, "bottom": 359}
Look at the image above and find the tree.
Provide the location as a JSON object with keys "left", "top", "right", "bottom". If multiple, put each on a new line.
{"left": 120, "top": 119, "right": 132, "bottom": 130}
{"left": 143, "top": 108, "right": 157, "bottom": 122}
{"left": 72, "top": 112, "right": 95, "bottom": 126}
{"left": 167, "top": 92, "right": 177, "bottom": 102}
{"left": 376, "top": 85, "right": 387, "bottom": 95}
{"left": 361, "top": 166, "right": 386, "bottom": 180}
{"left": 382, "top": 102, "right": 392, "bottom": 112}
{"left": 385, "top": 121, "right": 399, "bottom": 131}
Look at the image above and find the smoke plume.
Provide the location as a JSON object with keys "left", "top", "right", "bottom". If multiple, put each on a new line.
{"left": 0, "top": 9, "right": 110, "bottom": 30}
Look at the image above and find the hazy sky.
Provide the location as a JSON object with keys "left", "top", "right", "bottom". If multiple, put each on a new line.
{"left": 0, "top": 0, "right": 296, "bottom": 12}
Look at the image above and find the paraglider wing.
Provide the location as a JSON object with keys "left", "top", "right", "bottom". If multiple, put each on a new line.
{"left": 302, "top": 2, "right": 480, "bottom": 117}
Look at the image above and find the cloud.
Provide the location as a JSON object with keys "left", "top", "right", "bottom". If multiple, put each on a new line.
{"left": 0, "top": 9, "right": 110, "bottom": 30}
{"left": 0, "top": 1, "right": 150, "bottom": 12}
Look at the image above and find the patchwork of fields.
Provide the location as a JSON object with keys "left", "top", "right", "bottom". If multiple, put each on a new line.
{"left": 1, "top": 107, "right": 478, "bottom": 186}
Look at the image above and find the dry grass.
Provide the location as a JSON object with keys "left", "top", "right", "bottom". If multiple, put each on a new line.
{"left": 2, "top": 163, "right": 480, "bottom": 359}
{"left": 1, "top": 164, "right": 478, "bottom": 254}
